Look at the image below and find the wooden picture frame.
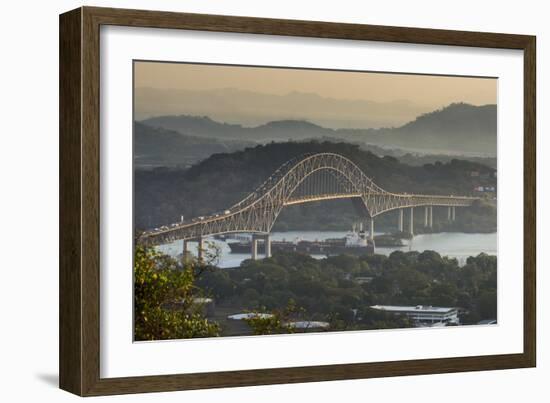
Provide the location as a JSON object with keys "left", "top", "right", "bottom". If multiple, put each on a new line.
{"left": 59, "top": 6, "right": 536, "bottom": 396}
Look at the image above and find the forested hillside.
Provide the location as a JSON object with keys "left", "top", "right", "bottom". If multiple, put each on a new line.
{"left": 360, "top": 103, "right": 496, "bottom": 154}
{"left": 197, "top": 251, "right": 497, "bottom": 329}
{"left": 134, "top": 141, "right": 496, "bottom": 232}
{"left": 134, "top": 122, "right": 252, "bottom": 168}
{"left": 141, "top": 103, "right": 497, "bottom": 155}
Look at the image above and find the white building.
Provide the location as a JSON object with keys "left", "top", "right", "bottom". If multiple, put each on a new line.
{"left": 227, "top": 312, "right": 273, "bottom": 320}
{"left": 370, "top": 305, "right": 459, "bottom": 326}
{"left": 285, "top": 321, "right": 330, "bottom": 330}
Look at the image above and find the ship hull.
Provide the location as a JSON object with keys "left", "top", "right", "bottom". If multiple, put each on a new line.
{"left": 227, "top": 240, "right": 375, "bottom": 256}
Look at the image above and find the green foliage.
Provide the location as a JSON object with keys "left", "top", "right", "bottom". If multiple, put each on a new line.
{"left": 134, "top": 245, "right": 220, "bottom": 341}
{"left": 244, "top": 300, "right": 303, "bottom": 335}
{"left": 134, "top": 122, "right": 253, "bottom": 169}
{"left": 134, "top": 141, "right": 496, "bottom": 232}
{"left": 359, "top": 307, "right": 414, "bottom": 330}
{"left": 199, "top": 250, "right": 497, "bottom": 332}
{"left": 477, "top": 290, "right": 497, "bottom": 319}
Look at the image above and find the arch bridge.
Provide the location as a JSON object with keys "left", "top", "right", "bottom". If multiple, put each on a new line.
{"left": 139, "top": 153, "right": 478, "bottom": 258}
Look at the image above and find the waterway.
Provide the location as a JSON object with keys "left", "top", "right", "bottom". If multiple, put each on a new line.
{"left": 157, "top": 231, "right": 497, "bottom": 268}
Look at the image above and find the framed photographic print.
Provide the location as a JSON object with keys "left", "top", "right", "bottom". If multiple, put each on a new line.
{"left": 59, "top": 6, "right": 536, "bottom": 396}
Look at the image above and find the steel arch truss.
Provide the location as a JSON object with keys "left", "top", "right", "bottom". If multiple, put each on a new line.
{"left": 140, "top": 153, "right": 478, "bottom": 245}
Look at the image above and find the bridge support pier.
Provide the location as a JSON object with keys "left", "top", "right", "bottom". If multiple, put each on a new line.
{"left": 398, "top": 209, "right": 404, "bottom": 232}
{"left": 424, "top": 206, "right": 429, "bottom": 227}
{"left": 409, "top": 207, "right": 414, "bottom": 236}
{"left": 448, "top": 206, "right": 452, "bottom": 221}
{"left": 182, "top": 240, "right": 189, "bottom": 263}
{"left": 197, "top": 237, "right": 204, "bottom": 262}
{"left": 265, "top": 234, "right": 272, "bottom": 258}
{"left": 369, "top": 218, "right": 374, "bottom": 241}
{"left": 429, "top": 206, "right": 433, "bottom": 228}
{"left": 250, "top": 234, "right": 271, "bottom": 260}
{"left": 251, "top": 236, "right": 258, "bottom": 260}
{"left": 140, "top": 154, "right": 480, "bottom": 250}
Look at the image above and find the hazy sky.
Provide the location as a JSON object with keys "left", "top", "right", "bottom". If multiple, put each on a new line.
{"left": 134, "top": 61, "right": 497, "bottom": 128}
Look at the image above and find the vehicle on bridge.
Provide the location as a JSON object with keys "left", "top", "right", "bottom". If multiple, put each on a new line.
{"left": 139, "top": 153, "right": 478, "bottom": 260}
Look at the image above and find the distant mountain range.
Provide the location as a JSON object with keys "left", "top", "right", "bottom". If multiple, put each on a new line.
{"left": 362, "top": 103, "right": 496, "bottom": 154}
{"left": 134, "top": 122, "right": 253, "bottom": 168}
{"left": 141, "top": 115, "right": 334, "bottom": 142}
{"left": 141, "top": 103, "right": 496, "bottom": 156}
{"left": 135, "top": 87, "right": 427, "bottom": 128}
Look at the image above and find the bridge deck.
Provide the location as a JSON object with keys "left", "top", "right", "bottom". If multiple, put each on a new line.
{"left": 139, "top": 153, "right": 480, "bottom": 245}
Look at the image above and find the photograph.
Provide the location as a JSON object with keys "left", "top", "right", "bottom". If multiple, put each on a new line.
{"left": 0, "top": 0, "right": 542, "bottom": 399}
{"left": 133, "top": 61, "right": 498, "bottom": 340}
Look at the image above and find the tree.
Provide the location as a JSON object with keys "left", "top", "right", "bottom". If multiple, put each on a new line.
{"left": 244, "top": 300, "right": 304, "bottom": 335}
{"left": 477, "top": 290, "right": 497, "bottom": 320}
{"left": 134, "top": 245, "right": 220, "bottom": 341}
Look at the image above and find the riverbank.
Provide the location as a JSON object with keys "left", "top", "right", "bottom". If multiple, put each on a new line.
{"left": 157, "top": 231, "right": 497, "bottom": 269}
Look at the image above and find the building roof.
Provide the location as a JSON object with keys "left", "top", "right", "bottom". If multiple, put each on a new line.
{"left": 370, "top": 305, "right": 457, "bottom": 314}
{"left": 477, "top": 319, "right": 497, "bottom": 325}
{"left": 227, "top": 312, "right": 273, "bottom": 320}
{"left": 286, "top": 321, "right": 330, "bottom": 329}
{"left": 192, "top": 297, "right": 213, "bottom": 304}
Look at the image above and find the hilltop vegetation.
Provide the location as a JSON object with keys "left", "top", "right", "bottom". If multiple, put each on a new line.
{"left": 134, "top": 122, "right": 253, "bottom": 169}
{"left": 197, "top": 250, "right": 497, "bottom": 333}
{"left": 134, "top": 140, "right": 496, "bottom": 232}
{"left": 364, "top": 103, "right": 496, "bottom": 154}
{"left": 133, "top": 246, "right": 497, "bottom": 339}
{"left": 134, "top": 245, "right": 220, "bottom": 341}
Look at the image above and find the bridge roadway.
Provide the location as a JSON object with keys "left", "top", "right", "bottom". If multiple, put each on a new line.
{"left": 139, "top": 153, "right": 478, "bottom": 259}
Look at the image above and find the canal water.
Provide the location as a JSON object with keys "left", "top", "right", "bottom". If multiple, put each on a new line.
{"left": 157, "top": 231, "right": 497, "bottom": 268}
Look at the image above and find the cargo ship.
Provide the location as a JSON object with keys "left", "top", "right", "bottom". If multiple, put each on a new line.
{"left": 226, "top": 225, "right": 395, "bottom": 256}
